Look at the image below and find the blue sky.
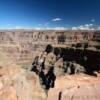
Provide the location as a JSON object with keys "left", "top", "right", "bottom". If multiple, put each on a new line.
{"left": 0, "top": 0, "right": 100, "bottom": 29}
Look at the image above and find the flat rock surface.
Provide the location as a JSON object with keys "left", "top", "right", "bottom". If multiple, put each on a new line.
{"left": 47, "top": 74, "right": 100, "bottom": 100}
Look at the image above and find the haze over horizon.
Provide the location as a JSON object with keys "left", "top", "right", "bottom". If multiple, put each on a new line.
{"left": 0, "top": 0, "right": 100, "bottom": 30}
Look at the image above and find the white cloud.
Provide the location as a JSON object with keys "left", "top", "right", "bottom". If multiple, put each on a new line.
{"left": 84, "top": 24, "right": 90, "bottom": 27}
{"left": 0, "top": 25, "right": 25, "bottom": 29}
{"left": 72, "top": 24, "right": 96, "bottom": 30}
{"left": 72, "top": 27, "right": 78, "bottom": 30}
{"left": 15, "top": 26, "right": 31, "bottom": 29}
{"left": 15, "top": 26, "right": 34, "bottom": 29}
{"left": 89, "top": 24, "right": 93, "bottom": 26}
{"left": 53, "top": 27, "right": 67, "bottom": 30}
{"left": 15, "top": 26, "right": 23, "bottom": 29}
{"left": 34, "top": 27, "right": 67, "bottom": 30}
{"left": 52, "top": 17, "right": 62, "bottom": 21}
{"left": 91, "top": 19, "right": 95, "bottom": 22}
{"left": 38, "top": 22, "right": 49, "bottom": 27}
{"left": 35, "top": 27, "right": 43, "bottom": 30}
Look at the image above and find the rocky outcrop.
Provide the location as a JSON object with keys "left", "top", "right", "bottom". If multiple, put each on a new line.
{"left": 30, "top": 44, "right": 100, "bottom": 99}
{"left": 0, "top": 53, "right": 46, "bottom": 100}
{"left": 47, "top": 75, "right": 100, "bottom": 100}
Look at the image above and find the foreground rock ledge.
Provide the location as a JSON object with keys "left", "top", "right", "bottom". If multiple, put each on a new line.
{"left": 0, "top": 65, "right": 46, "bottom": 100}
{"left": 47, "top": 74, "right": 100, "bottom": 100}
{"left": 0, "top": 64, "right": 100, "bottom": 100}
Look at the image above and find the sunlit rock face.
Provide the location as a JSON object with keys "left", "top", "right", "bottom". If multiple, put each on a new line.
{"left": 0, "top": 52, "right": 46, "bottom": 100}
{"left": 47, "top": 75, "right": 100, "bottom": 100}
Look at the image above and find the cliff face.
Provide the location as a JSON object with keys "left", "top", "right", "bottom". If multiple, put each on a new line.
{"left": 0, "top": 30, "right": 99, "bottom": 67}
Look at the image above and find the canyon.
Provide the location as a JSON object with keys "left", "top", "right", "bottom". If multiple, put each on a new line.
{"left": 0, "top": 29, "right": 100, "bottom": 100}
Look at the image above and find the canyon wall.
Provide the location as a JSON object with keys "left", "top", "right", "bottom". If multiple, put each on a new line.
{"left": 0, "top": 30, "right": 99, "bottom": 68}
{"left": 0, "top": 29, "right": 100, "bottom": 100}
